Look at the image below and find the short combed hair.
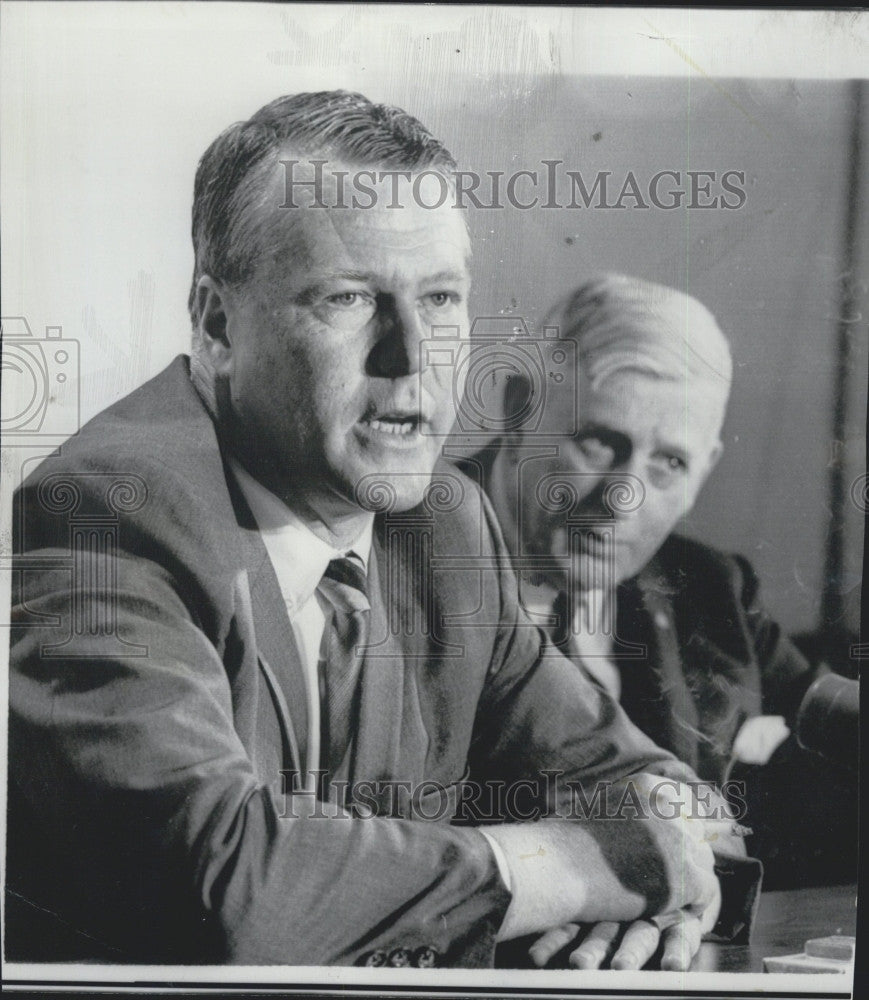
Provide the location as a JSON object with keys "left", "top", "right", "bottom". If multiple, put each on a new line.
{"left": 187, "top": 90, "right": 458, "bottom": 325}
{"left": 505, "top": 274, "right": 732, "bottom": 436}
{"left": 543, "top": 273, "right": 733, "bottom": 389}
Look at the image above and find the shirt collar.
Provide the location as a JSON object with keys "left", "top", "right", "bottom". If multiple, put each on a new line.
{"left": 228, "top": 457, "right": 374, "bottom": 613}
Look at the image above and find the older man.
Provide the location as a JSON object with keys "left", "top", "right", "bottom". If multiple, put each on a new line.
{"left": 454, "top": 274, "right": 849, "bottom": 890}
{"left": 8, "top": 97, "right": 746, "bottom": 971}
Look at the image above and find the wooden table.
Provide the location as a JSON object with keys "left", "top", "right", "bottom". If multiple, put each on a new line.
{"left": 693, "top": 882, "right": 858, "bottom": 973}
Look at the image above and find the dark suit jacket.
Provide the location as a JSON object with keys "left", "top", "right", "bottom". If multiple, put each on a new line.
{"left": 599, "top": 537, "right": 815, "bottom": 787}
{"left": 8, "top": 357, "right": 700, "bottom": 967}
{"left": 453, "top": 442, "right": 815, "bottom": 788}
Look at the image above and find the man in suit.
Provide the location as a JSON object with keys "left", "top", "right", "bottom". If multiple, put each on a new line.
{"left": 7, "top": 96, "right": 746, "bottom": 971}
{"left": 454, "top": 273, "right": 854, "bottom": 894}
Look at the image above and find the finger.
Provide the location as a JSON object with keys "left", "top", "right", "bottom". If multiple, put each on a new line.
{"left": 734, "top": 717, "right": 790, "bottom": 764}
{"left": 685, "top": 866, "right": 721, "bottom": 935}
{"left": 659, "top": 911, "right": 703, "bottom": 971}
{"left": 661, "top": 837, "right": 715, "bottom": 915}
{"left": 610, "top": 919, "right": 661, "bottom": 970}
{"left": 568, "top": 921, "right": 621, "bottom": 969}
{"left": 528, "top": 923, "right": 581, "bottom": 968}
{"left": 700, "top": 875, "right": 722, "bottom": 935}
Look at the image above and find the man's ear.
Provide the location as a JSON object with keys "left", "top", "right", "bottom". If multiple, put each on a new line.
{"left": 707, "top": 438, "right": 723, "bottom": 473}
{"left": 691, "top": 438, "right": 723, "bottom": 502}
{"left": 684, "top": 439, "right": 724, "bottom": 518}
{"left": 196, "top": 275, "right": 234, "bottom": 375}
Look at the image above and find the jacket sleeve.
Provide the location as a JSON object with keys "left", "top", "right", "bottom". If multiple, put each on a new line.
{"left": 9, "top": 492, "right": 511, "bottom": 966}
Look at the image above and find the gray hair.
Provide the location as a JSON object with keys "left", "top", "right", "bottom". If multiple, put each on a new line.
{"left": 505, "top": 274, "right": 733, "bottom": 437}
{"left": 543, "top": 273, "right": 732, "bottom": 389}
{"left": 187, "top": 90, "right": 458, "bottom": 328}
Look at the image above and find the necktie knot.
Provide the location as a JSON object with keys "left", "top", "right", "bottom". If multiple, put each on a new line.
{"left": 320, "top": 555, "right": 369, "bottom": 614}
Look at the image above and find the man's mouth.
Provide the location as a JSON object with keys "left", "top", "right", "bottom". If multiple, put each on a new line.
{"left": 579, "top": 530, "right": 612, "bottom": 553}
{"left": 359, "top": 410, "right": 425, "bottom": 439}
{"left": 365, "top": 415, "right": 419, "bottom": 436}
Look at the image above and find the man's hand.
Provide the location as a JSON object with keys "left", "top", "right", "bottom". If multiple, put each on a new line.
{"left": 528, "top": 910, "right": 706, "bottom": 971}
{"left": 520, "top": 779, "right": 723, "bottom": 970}
{"left": 488, "top": 776, "right": 719, "bottom": 944}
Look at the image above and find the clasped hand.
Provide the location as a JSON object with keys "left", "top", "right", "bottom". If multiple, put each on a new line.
{"left": 490, "top": 777, "right": 723, "bottom": 971}
{"left": 530, "top": 778, "right": 722, "bottom": 971}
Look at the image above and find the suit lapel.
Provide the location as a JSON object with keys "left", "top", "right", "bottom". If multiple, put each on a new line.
{"left": 225, "top": 463, "right": 309, "bottom": 775}
{"left": 246, "top": 546, "right": 308, "bottom": 773}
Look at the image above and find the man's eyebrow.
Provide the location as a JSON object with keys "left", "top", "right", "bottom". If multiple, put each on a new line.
{"left": 309, "top": 270, "right": 374, "bottom": 285}
{"left": 422, "top": 269, "right": 471, "bottom": 285}
{"left": 293, "top": 272, "right": 374, "bottom": 304}
{"left": 576, "top": 422, "right": 620, "bottom": 439}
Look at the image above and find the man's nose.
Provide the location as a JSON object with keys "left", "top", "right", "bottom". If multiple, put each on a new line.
{"left": 577, "top": 463, "right": 643, "bottom": 523}
{"left": 366, "top": 297, "right": 424, "bottom": 378}
{"left": 601, "top": 455, "right": 646, "bottom": 522}
{"left": 574, "top": 477, "right": 618, "bottom": 524}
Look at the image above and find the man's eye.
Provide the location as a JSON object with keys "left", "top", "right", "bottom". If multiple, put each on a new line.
{"left": 327, "top": 291, "right": 369, "bottom": 308}
{"left": 651, "top": 454, "right": 687, "bottom": 477}
{"left": 426, "top": 291, "right": 456, "bottom": 308}
{"left": 577, "top": 437, "right": 616, "bottom": 468}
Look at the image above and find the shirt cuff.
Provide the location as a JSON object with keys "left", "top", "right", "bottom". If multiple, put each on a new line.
{"left": 480, "top": 830, "right": 512, "bottom": 892}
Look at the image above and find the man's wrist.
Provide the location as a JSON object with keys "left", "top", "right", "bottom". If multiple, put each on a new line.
{"left": 481, "top": 822, "right": 597, "bottom": 941}
{"left": 480, "top": 829, "right": 513, "bottom": 892}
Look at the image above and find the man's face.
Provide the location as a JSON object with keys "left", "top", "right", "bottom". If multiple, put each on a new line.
{"left": 521, "top": 368, "right": 724, "bottom": 591}
{"left": 209, "top": 166, "right": 471, "bottom": 517}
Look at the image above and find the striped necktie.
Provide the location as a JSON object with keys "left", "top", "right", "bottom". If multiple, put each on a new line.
{"left": 318, "top": 555, "right": 371, "bottom": 789}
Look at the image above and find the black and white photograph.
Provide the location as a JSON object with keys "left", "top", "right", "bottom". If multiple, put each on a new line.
{"left": 1, "top": 4, "right": 866, "bottom": 998}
